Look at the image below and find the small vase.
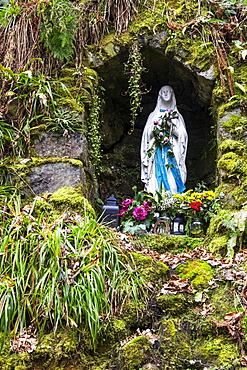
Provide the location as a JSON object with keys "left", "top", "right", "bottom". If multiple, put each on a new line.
{"left": 189, "top": 218, "right": 204, "bottom": 238}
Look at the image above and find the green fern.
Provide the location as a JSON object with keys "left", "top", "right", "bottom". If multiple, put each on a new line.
{"left": 40, "top": 0, "right": 79, "bottom": 60}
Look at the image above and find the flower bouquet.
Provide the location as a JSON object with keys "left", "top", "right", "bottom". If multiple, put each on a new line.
{"left": 120, "top": 187, "right": 157, "bottom": 235}
{"left": 147, "top": 110, "right": 179, "bottom": 160}
{"left": 174, "top": 188, "right": 222, "bottom": 227}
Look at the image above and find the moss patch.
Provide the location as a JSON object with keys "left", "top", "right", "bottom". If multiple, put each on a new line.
{"left": 176, "top": 260, "right": 214, "bottom": 289}
{"left": 133, "top": 234, "right": 204, "bottom": 255}
{"left": 218, "top": 139, "right": 247, "bottom": 155}
{"left": 199, "top": 337, "right": 241, "bottom": 368}
{"left": 50, "top": 186, "right": 96, "bottom": 218}
{"left": 221, "top": 114, "right": 247, "bottom": 137}
{"left": 217, "top": 151, "right": 247, "bottom": 177}
{"left": 131, "top": 252, "right": 169, "bottom": 286}
{"left": 157, "top": 293, "right": 193, "bottom": 315}
{"left": 115, "top": 336, "right": 152, "bottom": 370}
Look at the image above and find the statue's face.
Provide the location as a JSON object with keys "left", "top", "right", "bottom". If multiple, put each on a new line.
{"left": 160, "top": 87, "right": 172, "bottom": 102}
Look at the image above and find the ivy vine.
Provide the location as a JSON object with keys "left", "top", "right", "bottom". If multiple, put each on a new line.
{"left": 124, "top": 40, "right": 149, "bottom": 134}
{"left": 87, "top": 92, "right": 102, "bottom": 173}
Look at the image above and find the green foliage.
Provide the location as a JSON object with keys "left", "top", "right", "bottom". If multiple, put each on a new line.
{"left": 207, "top": 206, "right": 247, "bottom": 258}
{"left": 0, "top": 195, "right": 144, "bottom": 349}
{"left": 0, "top": 64, "right": 88, "bottom": 155}
{"left": 40, "top": 0, "right": 79, "bottom": 60}
{"left": 124, "top": 40, "right": 148, "bottom": 134}
{"left": 120, "top": 186, "right": 158, "bottom": 235}
{"left": 221, "top": 205, "right": 247, "bottom": 256}
{"left": 44, "top": 108, "right": 84, "bottom": 134}
{"left": 213, "top": 0, "right": 247, "bottom": 17}
{"left": 0, "top": 0, "right": 22, "bottom": 27}
{"left": 0, "top": 65, "right": 57, "bottom": 124}
{"left": 0, "top": 120, "right": 24, "bottom": 159}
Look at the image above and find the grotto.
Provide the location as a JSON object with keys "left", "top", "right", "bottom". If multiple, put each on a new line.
{"left": 1, "top": 0, "right": 247, "bottom": 369}
{"left": 97, "top": 40, "right": 217, "bottom": 199}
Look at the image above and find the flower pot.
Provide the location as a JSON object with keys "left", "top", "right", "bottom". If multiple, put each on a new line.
{"left": 189, "top": 218, "right": 204, "bottom": 238}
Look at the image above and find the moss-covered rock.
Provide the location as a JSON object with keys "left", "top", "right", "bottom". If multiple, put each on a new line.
{"left": 131, "top": 252, "right": 169, "bottom": 286}
{"left": 217, "top": 152, "right": 247, "bottom": 178}
{"left": 50, "top": 186, "right": 96, "bottom": 218}
{"left": 176, "top": 260, "right": 214, "bottom": 289}
{"left": 199, "top": 337, "right": 241, "bottom": 369}
{"left": 207, "top": 235, "right": 228, "bottom": 256}
{"left": 114, "top": 336, "right": 153, "bottom": 370}
{"left": 158, "top": 317, "right": 193, "bottom": 368}
{"left": 157, "top": 293, "right": 193, "bottom": 315}
{"left": 218, "top": 139, "right": 247, "bottom": 155}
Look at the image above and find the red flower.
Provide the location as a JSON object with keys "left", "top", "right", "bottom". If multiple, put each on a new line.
{"left": 190, "top": 201, "right": 202, "bottom": 211}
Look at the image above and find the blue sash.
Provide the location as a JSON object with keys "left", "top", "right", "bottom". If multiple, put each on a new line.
{"left": 155, "top": 146, "right": 185, "bottom": 194}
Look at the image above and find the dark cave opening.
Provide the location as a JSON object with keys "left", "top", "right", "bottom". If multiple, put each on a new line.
{"left": 97, "top": 46, "right": 216, "bottom": 199}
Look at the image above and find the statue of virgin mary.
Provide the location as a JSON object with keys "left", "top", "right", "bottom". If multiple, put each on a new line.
{"left": 140, "top": 85, "right": 188, "bottom": 195}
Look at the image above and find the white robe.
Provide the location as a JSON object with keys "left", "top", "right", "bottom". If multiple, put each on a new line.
{"left": 140, "top": 86, "right": 188, "bottom": 195}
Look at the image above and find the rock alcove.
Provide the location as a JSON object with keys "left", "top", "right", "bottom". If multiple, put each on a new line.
{"left": 97, "top": 42, "right": 217, "bottom": 199}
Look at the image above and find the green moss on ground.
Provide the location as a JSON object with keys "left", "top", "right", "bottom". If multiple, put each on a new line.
{"left": 199, "top": 337, "right": 241, "bottom": 368}
{"left": 131, "top": 252, "right": 169, "bottom": 285}
{"left": 133, "top": 234, "right": 204, "bottom": 254}
{"left": 157, "top": 293, "right": 194, "bottom": 315}
{"left": 176, "top": 260, "right": 214, "bottom": 289}
{"left": 115, "top": 336, "right": 152, "bottom": 370}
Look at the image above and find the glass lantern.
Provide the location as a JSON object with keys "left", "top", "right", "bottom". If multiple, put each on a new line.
{"left": 189, "top": 218, "right": 204, "bottom": 238}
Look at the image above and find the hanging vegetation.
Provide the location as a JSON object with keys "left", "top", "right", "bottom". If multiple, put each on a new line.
{"left": 124, "top": 40, "right": 149, "bottom": 134}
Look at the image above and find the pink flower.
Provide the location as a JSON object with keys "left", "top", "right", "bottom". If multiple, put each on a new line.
{"left": 164, "top": 137, "right": 169, "bottom": 143}
{"left": 143, "top": 200, "right": 152, "bottom": 210}
{"left": 132, "top": 207, "right": 148, "bottom": 220}
{"left": 158, "top": 132, "right": 164, "bottom": 137}
{"left": 154, "top": 121, "right": 159, "bottom": 125}
{"left": 122, "top": 198, "right": 134, "bottom": 208}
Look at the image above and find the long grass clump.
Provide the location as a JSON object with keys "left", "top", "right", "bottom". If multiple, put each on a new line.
{"left": 0, "top": 194, "right": 145, "bottom": 348}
